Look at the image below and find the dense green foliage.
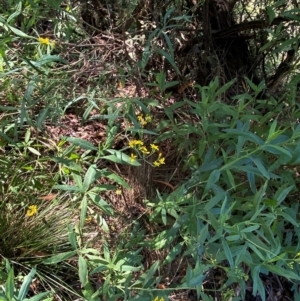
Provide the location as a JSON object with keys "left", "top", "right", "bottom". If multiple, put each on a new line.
{"left": 0, "top": 0, "right": 300, "bottom": 301}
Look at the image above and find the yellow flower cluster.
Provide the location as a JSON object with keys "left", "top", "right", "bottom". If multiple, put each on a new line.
{"left": 26, "top": 205, "right": 38, "bottom": 217}
{"left": 128, "top": 139, "right": 165, "bottom": 167}
{"left": 129, "top": 140, "right": 148, "bottom": 162}
{"left": 153, "top": 297, "right": 164, "bottom": 301}
{"left": 137, "top": 114, "right": 152, "bottom": 127}
{"left": 38, "top": 37, "right": 55, "bottom": 47}
{"left": 129, "top": 140, "right": 144, "bottom": 148}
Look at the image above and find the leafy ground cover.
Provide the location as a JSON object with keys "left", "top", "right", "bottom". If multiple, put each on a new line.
{"left": 1, "top": 1, "right": 300, "bottom": 301}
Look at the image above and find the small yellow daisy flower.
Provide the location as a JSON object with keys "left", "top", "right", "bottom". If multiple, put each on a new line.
{"left": 137, "top": 115, "right": 147, "bottom": 127}
{"left": 26, "top": 205, "right": 38, "bottom": 217}
{"left": 129, "top": 140, "right": 144, "bottom": 148}
{"left": 139, "top": 146, "right": 150, "bottom": 154}
{"left": 38, "top": 37, "right": 55, "bottom": 47}
{"left": 153, "top": 160, "right": 161, "bottom": 167}
{"left": 158, "top": 157, "right": 165, "bottom": 165}
{"left": 130, "top": 153, "right": 137, "bottom": 162}
{"left": 150, "top": 144, "right": 159, "bottom": 151}
{"left": 153, "top": 153, "right": 165, "bottom": 167}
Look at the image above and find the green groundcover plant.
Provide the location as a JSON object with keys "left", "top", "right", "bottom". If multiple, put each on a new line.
{"left": 1, "top": 0, "right": 300, "bottom": 300}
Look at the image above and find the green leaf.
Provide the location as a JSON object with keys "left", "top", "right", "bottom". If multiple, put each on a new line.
{"left": 162, "top": 31, "right": 174, "bottom": 57}
{"left": 267, "top": 119, "right": 277, "bottom": 139}
{"left": 64, "top": 137, "right": 97, "bottom": 151}
{"left": 95, "top": 215, "right": 110, "bottom": 233}
{"left": 82, "top": 165, "right": 97, "bottom": 192}
{"left": 262, "top": 264, "right": 300, "bottom": 281}
{"left": 35, "top": 55, "right": 68, "bottom": 65}
{"left": 53, "top": 184, "right": 81, "bottom": 192}
{"left": 222, "top": 238, "right": 234, "bottom": 268}
{"left": 88, "top": 194, "right": 114, "bottom": 216}
{"left": 245, "top": 233, "right": 269, "bottom": 260}
{"left": 226, "top": 234, "right": 241, "bottom": 241}
{"left": 163, "top": 7, "right": 175, "bottom": 26}
{"left": 163, "top": 242, "right": 184, "bottom": 264}
{"left": 42, "top": 251, "right": 77, "bottom": 264}
{"left": 249, "top": 156, "right": 270, "bottom": 179}
{"left": 266, "top": 6, "right": 275, "bottom": 23}
{"left": 252, "top": 266, "right": 265, "bottom": 301}
{"left": 216, "top": 78, "right": 236, "bottom": 96}
{"left": 52, "top": 157, "right": 83, "bottom": 172}
{"left": 7, "top": 25, "right": 34, "bottom": 38}
{"left": 28, "top": 147, "right": 41, "bottom": 156}
{"left": 241, "top": 225, "right": 260, "bottom": 233}
{"left": 140, "top": 44, "right": 151, "bottom": 70}
{"left": 36, "top": 107, "right": 49, "bottom": 129}
{"left": 143, "top": 261, "right": 160, "bottom": 287}
{"left": 184, "top": 265, "right": 207, "bottom": 287}
{"left": 274, "top": 185, "right": 293, "bottom": 204}
{"left": 82, "top": 283, "right": 97, "bottom": 301}
{"left": 68, "top": 224, "right": 77, "bottom": 250}
{"left": 278, "top": 210, "right": 298, "bottom": 228}
{"left": 260, "top": 144, "right": 292, "bottom": 157}
{"left": 0, "top": 293, "right": 9, "bottom": 301}
{"left": 78, "top": 256, "right": 88, "bottom": 287}
{"left": 263, "top": 198, "right": 278, "bottom": 207}
{"left": 5, "top": 268, "right": 14, "bottom": 301}
{"left": 200, "top": 292, "right": 213, "bottom": 301}
{"left": 90, "top": 264, "right": 109, "bottom": 275}
{"left": 223, "top": 129, "right": 263, "bottom": 145}
{"left": 102, "top": 149, "right": 141, "bottom": 166}
{"left": 120, "top": 265, "right": 142, "bottom": 272}
{"left": 103, "top": 242, "right": 110, "bottom": 262}
{"left": 156, "top": 48, "right": 180, "bottom": 74}
{"left": 7, "top": 2, "right": 22, "bottom": 23}
{"left": 78, "top": 192, "right": 86, "bottom": 226}
{"left": 72, "top": 173, "right": 83, "bottom": 191}
{"left": 204, "top": 170, "right": 220, "bottom": 194}
{"left": 204, "top": 193, "right": 225, "bottom": 212}
{"left": 17, "top": 268, "right": 36, "bottom": 301}
{"left": 102, "top": 171, "right": 130, "bottom": 189}
{"left": 199, "top": 158, "right": 223, "bottom": 173}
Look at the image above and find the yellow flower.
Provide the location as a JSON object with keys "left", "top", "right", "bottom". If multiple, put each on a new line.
{"left": 129, "top": 140, "right": 144, "bottom": 148}
{"left": 137, "top": 115, "right": 147, "bottom": 127}
{"left": 153, "top": 160, "right": 161, "bottom": 167}
{"left": 153, "top": 153, "right": 165, "bottom": 167}
{"left": 158, "top": 157, "right": 165, "bottom": 165}
{"left": 139, "top": 145, "right": 150, "bottom": 155}
{"left": 26, "top": 205, "right": 38, "bottom": 217}
{"left": 130, "top": 153, "right": 137, "bottom": 162}
{"left": 145, "top": 115, "right": 152, "bottom": 122}
{"left": 150, "top": 144, "right": 159, "bottom": 151}
{"left": 85, "top": 216, "right": 93, "bottom": 223}
{"left": 115, "top": 189, "right": 122, "bottom": 195}
{"left": 38, "top": 37, "right": 55, "bottom": 47}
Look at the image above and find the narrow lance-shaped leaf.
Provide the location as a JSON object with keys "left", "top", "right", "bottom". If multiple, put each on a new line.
{"left": 5, "top": 268, "right": 14, "bottom": 301}
{"left": 80, "top": 195, "right": 88, "bottom": 230}
{"left": 204, "top": 170, "right": 220, "bottom": 194}
{"left": 82, "top": 164, "right": 98, "bottom": 192}
{"left": 78, "top": 255, "right": 88, "bottom": 287}
{"left": 17, "top": 268, "right": 36, "bottom": 300}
